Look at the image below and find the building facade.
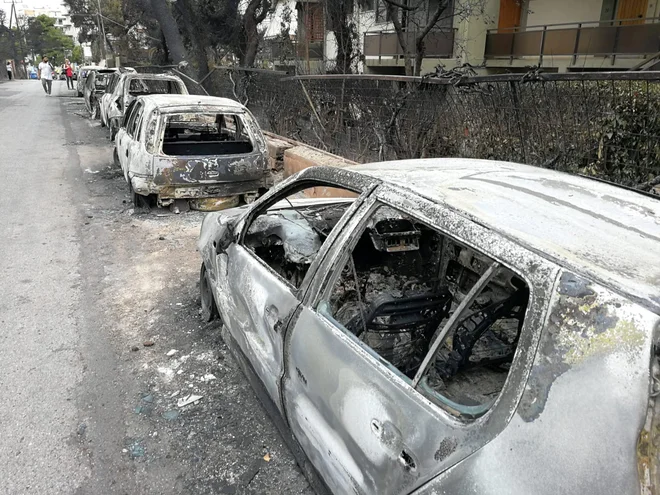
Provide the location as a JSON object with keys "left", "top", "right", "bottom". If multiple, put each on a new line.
{"left": 267, "top": 0, "right": 660, "bottom": 73}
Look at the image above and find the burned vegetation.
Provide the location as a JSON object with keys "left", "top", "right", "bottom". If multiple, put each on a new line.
{"left": 245, "top": 198, "right": 529, "bottom": 417}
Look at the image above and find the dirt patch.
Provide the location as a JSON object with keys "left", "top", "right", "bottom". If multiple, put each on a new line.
{"left": 64, "top": 95, "right": 313, "bottom": 494}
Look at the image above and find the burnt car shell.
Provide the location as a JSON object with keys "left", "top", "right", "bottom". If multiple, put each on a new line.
{"left": 198, "top": 160, "right": 660, "bottom": 495}
{"left": 116, "top": 95, "right": 269, "bottom": 206}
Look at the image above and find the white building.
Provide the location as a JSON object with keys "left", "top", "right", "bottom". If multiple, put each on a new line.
{"left": 262, "top": 0, "right": 660, "bottom": 74}
{"left": 18, "top": 2, "right": 81, "bottom": 46}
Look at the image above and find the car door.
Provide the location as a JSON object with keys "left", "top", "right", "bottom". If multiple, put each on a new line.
{"left": 116, "top": 101, "right": 141, "bottom": 178}
{"left": 212, "top": 178, "right": 374, "bottom": 414}
{"left": 281, "top": 184, "right": 556, "bottom": 495}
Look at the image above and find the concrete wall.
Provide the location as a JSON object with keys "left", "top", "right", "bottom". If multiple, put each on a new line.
{"left": 264, "top": 132, "right": 358, "bottom": 198}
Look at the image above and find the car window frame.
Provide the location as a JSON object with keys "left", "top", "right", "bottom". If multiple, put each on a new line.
{"left": 234, "top": 176, "right": 377, "bottom": 297}
{"left": 303, "top": 181, "right": 558, "bottom": 427}
{"left": 125, "top": 102, "right": 144, "bottom": 138}
{"left": 121, "top": 100, "right": 137, "bottom": 129}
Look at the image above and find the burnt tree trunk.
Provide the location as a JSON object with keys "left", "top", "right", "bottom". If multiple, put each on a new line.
{"left": 240, "top": 0, "right": 271, "bottom": 68}
{"left": 175, "top": 0, "right": 211, "bottom": 85}
{"left": 326, "top": 0, "right": 354, "bottom": 73}
{"left": 149, "top": 0, "right": 187, "bottom": 65}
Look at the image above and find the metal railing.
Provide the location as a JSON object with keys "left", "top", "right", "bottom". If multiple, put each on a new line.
{"left": 364, "top": 29, "right": 455, "bottom": 61}
{"left": 485, "top": 17, "right": 660, "bottom": 65}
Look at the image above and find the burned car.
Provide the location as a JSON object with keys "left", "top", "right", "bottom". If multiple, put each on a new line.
{"left": 115, "top": 94, "right": 270, "bottom": 208}
{"left": 198, "top": 159, "right": 660, "bottom": 495}
{"left": 99, "top": 67, "right": 136, "bottom": 128}
{"left": 105, "top": 72, "right": 188, "bottom": 140}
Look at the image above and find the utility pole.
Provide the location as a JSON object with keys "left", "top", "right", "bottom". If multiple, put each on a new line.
{"left": 95, "top": 0, "right": 106, "bottom": 62}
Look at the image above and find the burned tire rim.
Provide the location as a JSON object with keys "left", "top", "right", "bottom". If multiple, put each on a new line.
{"left": 200, "top": 263, "right": 218, "bottom": 322}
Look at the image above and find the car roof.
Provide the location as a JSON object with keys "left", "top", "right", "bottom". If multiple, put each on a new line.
{"left": 124, "top": 72, "right": 182, "bottom": 81}
{"left": 349, "top": 158, "right": 660, "bottom": 313}
{"left": 136, "top": 94, "right": 247, "bottom": 113}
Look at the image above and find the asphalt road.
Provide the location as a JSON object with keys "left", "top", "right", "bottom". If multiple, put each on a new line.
{"left": 0, "top": 79, "right": 312, "bottom": 495}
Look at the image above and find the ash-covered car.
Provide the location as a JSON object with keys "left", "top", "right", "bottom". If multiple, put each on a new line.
{"left": 99, "top": 67, "right": 136, "bottom": 128}
{"left": 115, "top": 94, "right": 270, "bottom": 209}
{"left": 198, "top": 159, "right": 660, "bottom": 495}
{"left": 105, "top": 72, "right": 188, "bottom": 140}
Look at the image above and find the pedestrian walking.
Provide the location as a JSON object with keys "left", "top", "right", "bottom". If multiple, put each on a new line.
{"left": 37, "top": 56, "right": 54, "bottom": 95}
{"left": 64, "top": 59, "right": 74, "bottom": 90}
{"left": 5, "top": 61, "right": 12, "bottom": 80}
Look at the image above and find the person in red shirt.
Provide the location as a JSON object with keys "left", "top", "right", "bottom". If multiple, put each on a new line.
{"left": 64, "top": 59, "right": 74, "bottom": 90}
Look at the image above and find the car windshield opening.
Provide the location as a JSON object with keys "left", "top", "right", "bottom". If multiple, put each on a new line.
{"left": 94, "top": 74, "right": 109, "bottom": 89}
{"left": 244, "top": 188, "right": 358, "bottom": 288}
{"left": 162, "top": 113, "right": 254, "bottom": 157}
{"left": 128, "top": 78, "right": 183, "bottom": 97}
{"left": 319, "top": 205, "right": 530, "bottom": 417}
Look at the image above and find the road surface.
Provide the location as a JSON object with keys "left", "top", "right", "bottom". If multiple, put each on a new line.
{"left": 0, "top": 79, "right": 312, "bottom": 494}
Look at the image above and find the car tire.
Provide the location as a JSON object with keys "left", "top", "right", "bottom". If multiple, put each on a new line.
{"left": 77, "top": 90, "right": 82, "bottom": 97}
{"left": 110, "top": 126, "right": 117, "bottom": 141}
{"left": 200, "top": 263, "right": 219, "bottom": 322}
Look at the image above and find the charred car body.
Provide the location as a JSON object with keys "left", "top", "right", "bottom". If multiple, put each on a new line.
{"left": 99, "top": 67, "right": 136, "bottom": 128}
{"left": 198, "top": 159, "right": 660, "bottom": 495}
{"left": 104, "top": 72, "right": 188, "bottom": 140}
{"left": 115, "top": 94, "right": 270, "bottom": 208}
{"left": 76, "top": 65, "right": 97, "bottom": 97}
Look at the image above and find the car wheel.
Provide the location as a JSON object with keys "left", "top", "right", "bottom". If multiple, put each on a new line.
{"left": 91, "top": 102, "right": 99, "bottom": 119}
{"left": 77, "top": 90, "right": 82, "bottom": 97}
{"left": 110, "top": 126, "right": 117, "bottom": 141}
{"left": 100, "top": 115, "right": 106, "bottom": 128}
{"left": 200, "top": 263, "right": 219, "bottom": 322}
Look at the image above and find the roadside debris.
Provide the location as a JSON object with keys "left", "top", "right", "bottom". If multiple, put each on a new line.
{"left": 200, "top": 373, "right": 217, "bottom": 382}
{"left": 177, "top": 394, "right": 202, "bottom": 408}
{"left": 166, "top": 349, "right": 178, "bottom": 357}
{"left": 143, "top": 340, "right": 155, "bottom": 347}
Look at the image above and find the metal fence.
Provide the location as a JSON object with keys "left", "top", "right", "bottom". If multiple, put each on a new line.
{"left": 197, "top": 68, "right": 660, "bottom": 190}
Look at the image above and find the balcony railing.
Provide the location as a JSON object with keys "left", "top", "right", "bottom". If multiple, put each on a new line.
{"left": 485, "top": 17, "right": 660, "bottom": 65}
{"left": 364, "top": 29, "right": 455, "bottom": 60}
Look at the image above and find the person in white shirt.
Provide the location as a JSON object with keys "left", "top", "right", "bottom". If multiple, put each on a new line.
{"left": 5, "top": 61, "right": 12, "bottom": 80}
{"left": 37, "top": 56, "right": 54, "bottom": 95}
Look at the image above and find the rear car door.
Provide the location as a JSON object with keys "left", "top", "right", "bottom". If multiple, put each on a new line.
{"left": 213, "top": 177, "right": 373, "bottom": 413}
{"left": 116, "top": 101, "right": 141, "bottom": 177}
{"left": 281, "top": 184, "right": 557, "bottom": 495}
